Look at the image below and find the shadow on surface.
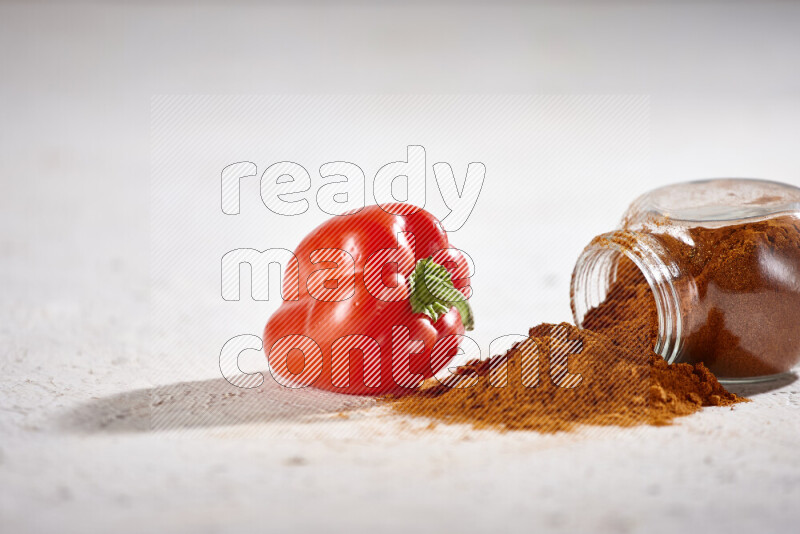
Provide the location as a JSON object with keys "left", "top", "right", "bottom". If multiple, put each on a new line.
{"left": 58, "top": 376, "right": 375, "bottom": 433}
{"left": 723, "top": 372, "right": 798, "bottom": 397}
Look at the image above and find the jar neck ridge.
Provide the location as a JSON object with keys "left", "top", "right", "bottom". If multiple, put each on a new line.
{"left": 571, "top": 230, "right": 683, "bottom": 363}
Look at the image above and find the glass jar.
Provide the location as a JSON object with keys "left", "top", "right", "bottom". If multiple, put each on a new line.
{"left": 571, "top": 178, "right": 800, "bottom": 383}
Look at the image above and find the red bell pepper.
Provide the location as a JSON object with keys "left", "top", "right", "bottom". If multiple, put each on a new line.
{"left": 264, "top": 204, "right": 474, "bottom": 395}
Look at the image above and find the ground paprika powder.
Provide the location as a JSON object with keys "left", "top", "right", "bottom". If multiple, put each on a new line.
{"left": 386, "top": 309, "right": 743, "bottom": 432}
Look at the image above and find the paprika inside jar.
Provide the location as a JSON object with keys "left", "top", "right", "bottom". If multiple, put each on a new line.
{"left": 571, "top": 178, "right": 800, "bottom": 383}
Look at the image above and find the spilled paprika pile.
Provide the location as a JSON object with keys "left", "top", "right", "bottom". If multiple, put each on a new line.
{"left": 387, "top": 258, "right": 745, "bottom": 432}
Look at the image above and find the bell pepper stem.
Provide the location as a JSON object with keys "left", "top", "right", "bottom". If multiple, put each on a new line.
{"left": 408, "top": 257, "right": 474, "bottom": 331}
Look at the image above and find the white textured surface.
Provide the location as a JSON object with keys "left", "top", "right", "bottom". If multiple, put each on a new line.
{"left": 2, "top": 2, "right": 800, "bottom": 533}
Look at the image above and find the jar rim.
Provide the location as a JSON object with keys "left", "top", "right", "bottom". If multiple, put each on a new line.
{"left": 571, "top": 231, "right": 683, "bottom": 363}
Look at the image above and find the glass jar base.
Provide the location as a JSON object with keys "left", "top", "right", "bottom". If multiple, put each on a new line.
{"left": 717, "top": 371, "right": 798, "bottom": 385}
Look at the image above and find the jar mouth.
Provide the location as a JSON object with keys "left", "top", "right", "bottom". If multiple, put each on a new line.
{"left": 571, "top": 231, "right": 683, "bottom": 363}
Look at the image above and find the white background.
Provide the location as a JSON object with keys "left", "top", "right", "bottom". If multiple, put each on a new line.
{"left": 2, "top": 2, "right": 800, "bottom": 533}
